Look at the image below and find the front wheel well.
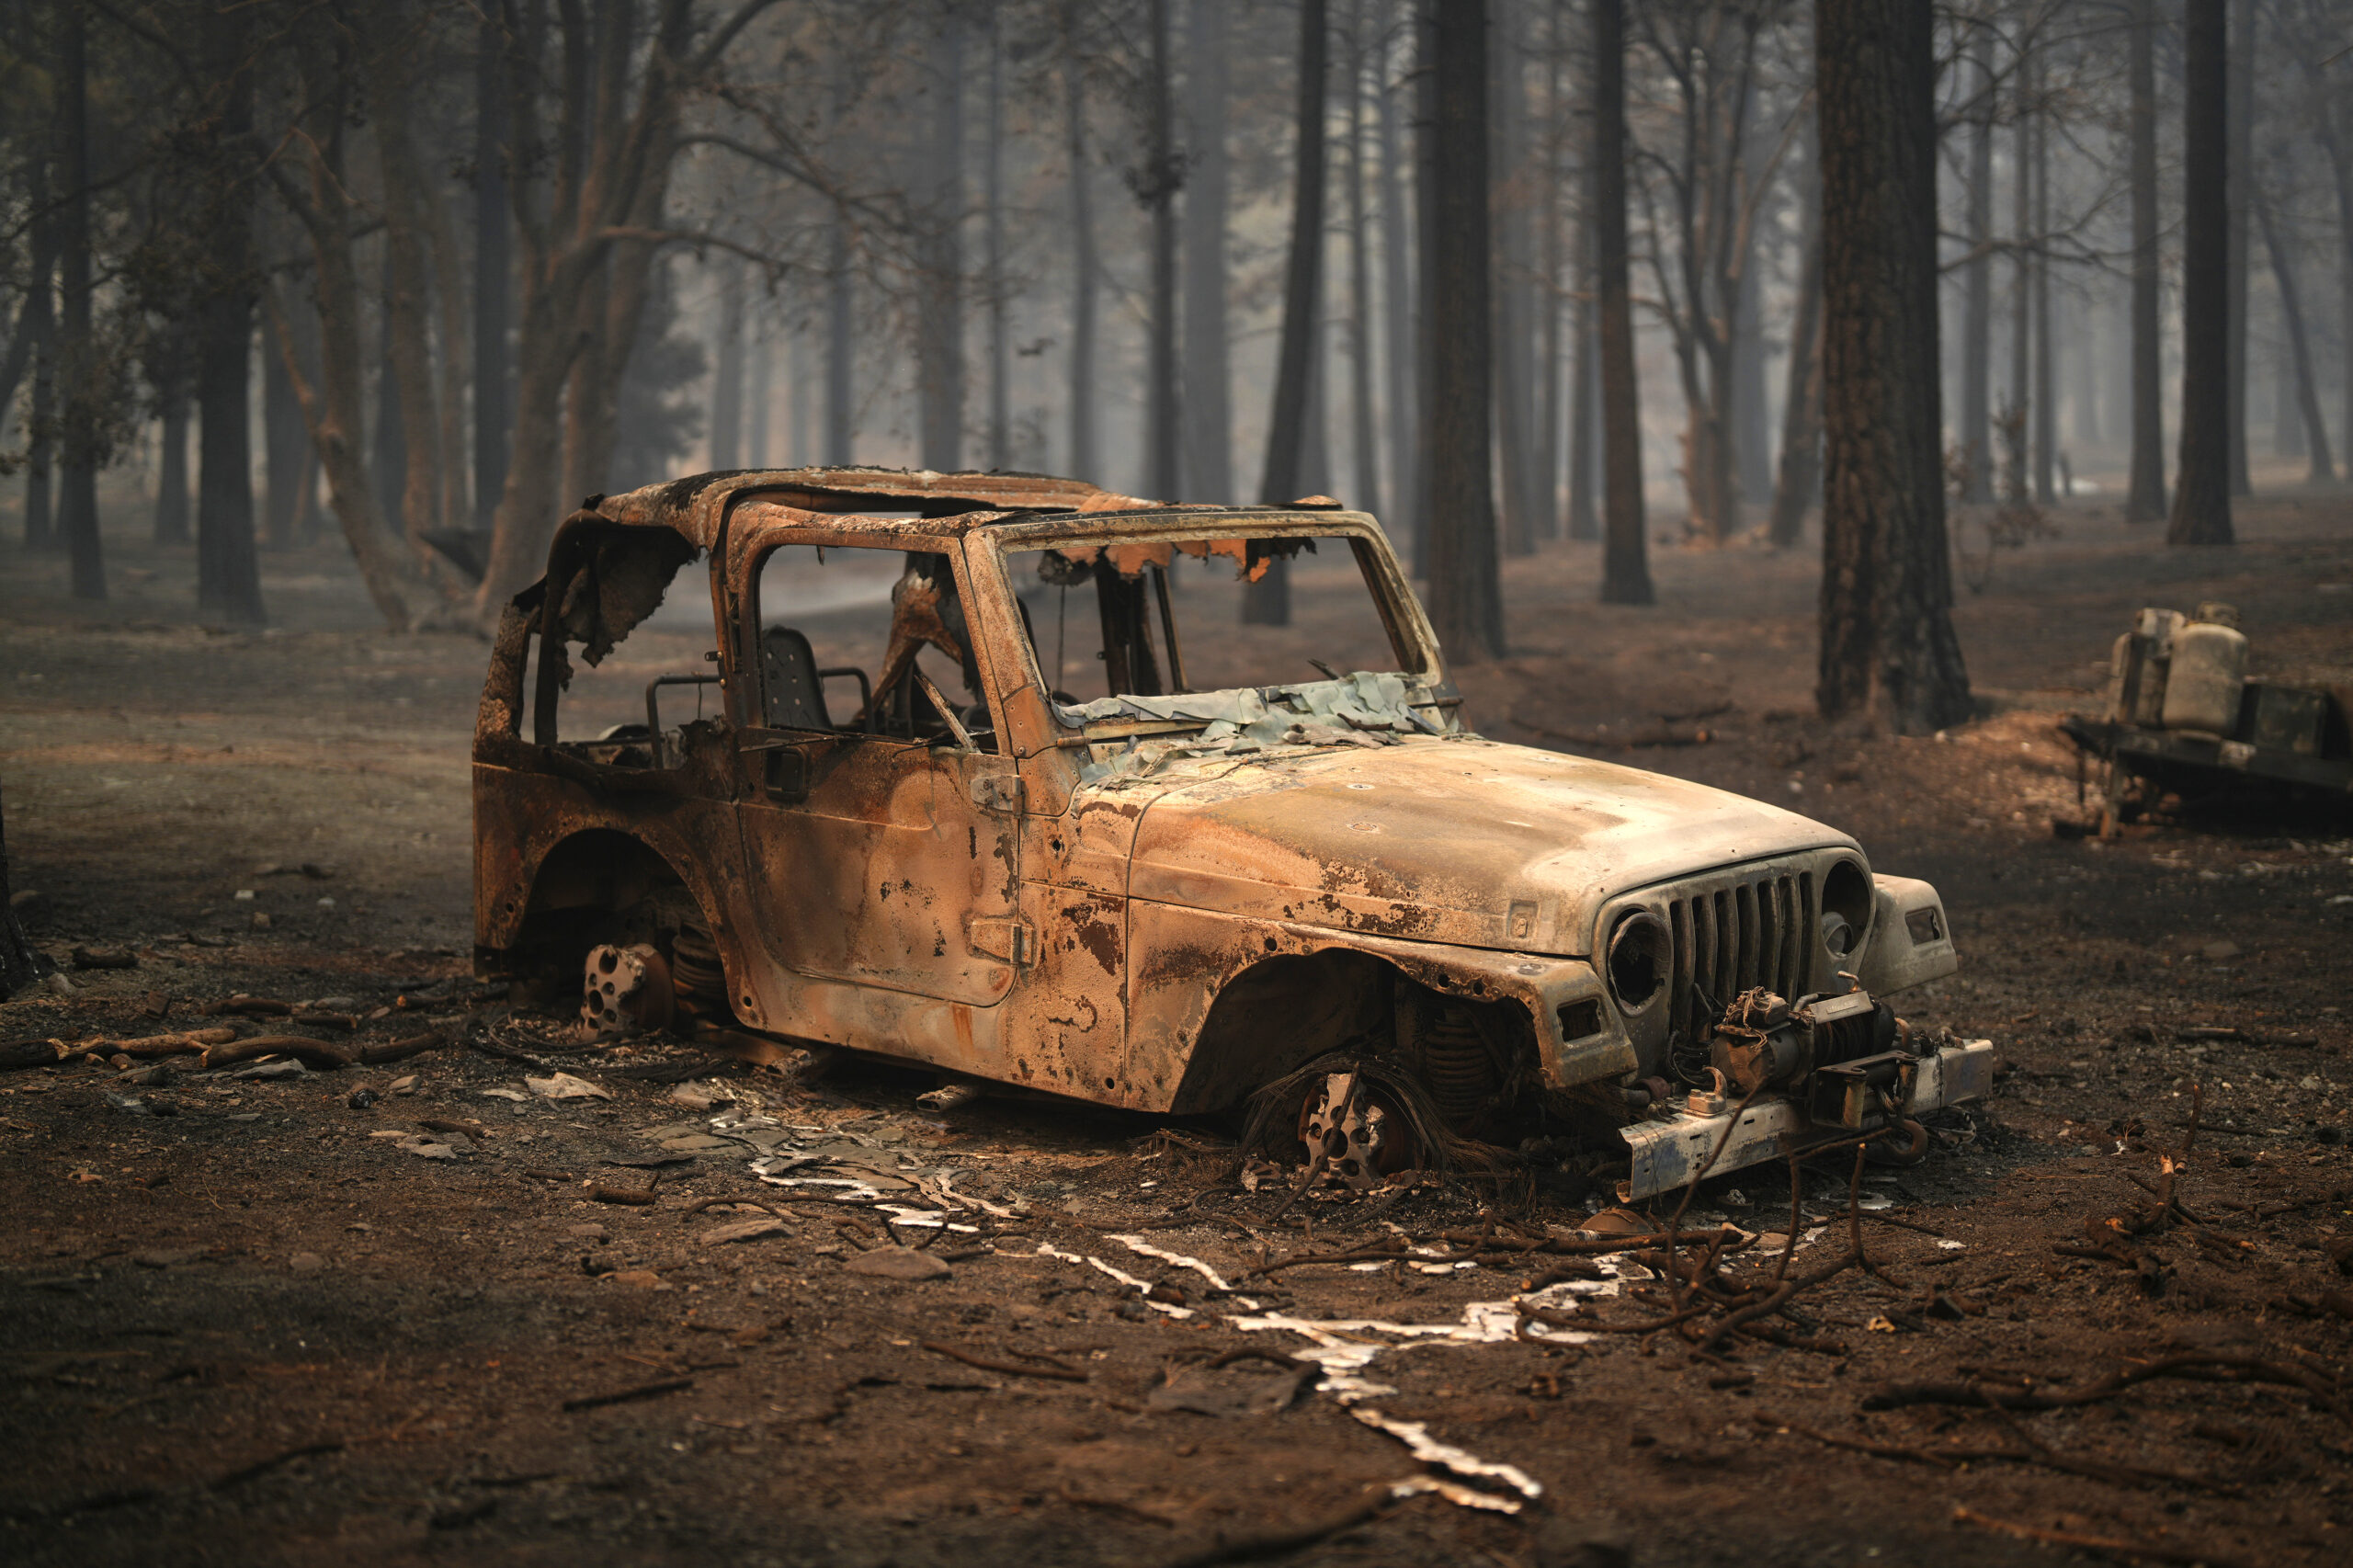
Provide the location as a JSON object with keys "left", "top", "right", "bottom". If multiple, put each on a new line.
{"left": 1167, "top": 949, "right": 1541, "bottom": 1137}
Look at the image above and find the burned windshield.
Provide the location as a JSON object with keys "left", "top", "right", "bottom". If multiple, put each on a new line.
{"left": 1009, "top": 534, "right": 1418, "bottom": 715}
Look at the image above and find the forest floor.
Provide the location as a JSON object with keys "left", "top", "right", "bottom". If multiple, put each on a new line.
{"left": 1, "top": 484, "right": 2351, "bottom": 1567}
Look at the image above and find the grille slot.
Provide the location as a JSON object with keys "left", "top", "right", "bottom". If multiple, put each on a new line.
{"left": 1664, "top": 870, "right": 1814, "bottom": 1040}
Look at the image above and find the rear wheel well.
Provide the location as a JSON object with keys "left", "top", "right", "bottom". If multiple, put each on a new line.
{"left": 491, "top": 830, "right": 712, "bottom": 1011}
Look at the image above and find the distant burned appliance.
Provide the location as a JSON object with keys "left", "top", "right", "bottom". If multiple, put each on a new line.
{"left": 2063, "top": 602, "right": 2353, "bottom": 826}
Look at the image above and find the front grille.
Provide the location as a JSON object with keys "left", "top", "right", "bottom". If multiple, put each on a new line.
{"left": 1665, "top": 869, "right": 1815, "bottom": 1040}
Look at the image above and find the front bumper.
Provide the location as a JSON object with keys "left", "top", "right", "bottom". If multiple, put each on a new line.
{"left": 1617, "top": 1035, "right": 1995, "bottom": 1201}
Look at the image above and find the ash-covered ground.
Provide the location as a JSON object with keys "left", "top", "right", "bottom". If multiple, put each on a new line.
{"left": 2, "top": 494, "right": 2350, "bottom": 1567}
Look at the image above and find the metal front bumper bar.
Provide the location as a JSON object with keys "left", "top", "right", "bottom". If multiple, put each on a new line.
{"left": 1616, "top": 1038, "right": 1995, "bottom": 1202}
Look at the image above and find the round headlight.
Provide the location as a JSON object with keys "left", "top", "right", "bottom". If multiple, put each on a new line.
{"left": 1608, "top": 911, "right": 1669, "bottom": 1012}
{"left": 1820, "top": 858, "right": 1872, "bottom": 961}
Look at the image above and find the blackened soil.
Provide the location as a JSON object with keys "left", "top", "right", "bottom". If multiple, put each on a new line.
{"left": 1, "top": 494, "right": 2350, "bottom": 1567}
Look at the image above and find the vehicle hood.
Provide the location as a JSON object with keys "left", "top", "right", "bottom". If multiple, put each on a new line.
{"left": 1117, "top": 735, "right": 1853, "bottom": 954}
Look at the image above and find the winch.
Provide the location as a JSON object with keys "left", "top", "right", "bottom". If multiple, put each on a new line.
{"left": 1709, "top": 985, "right": 1913, "bottom": 1131}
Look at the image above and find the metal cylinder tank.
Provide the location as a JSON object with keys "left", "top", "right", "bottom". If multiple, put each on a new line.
{"left": 2160, "top": 603, "right": 2247, "bottom": 736}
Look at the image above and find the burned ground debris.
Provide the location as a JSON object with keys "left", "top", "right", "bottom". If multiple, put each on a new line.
{"left": 2, "top": 480, "right": 2349, "bottom": 1566}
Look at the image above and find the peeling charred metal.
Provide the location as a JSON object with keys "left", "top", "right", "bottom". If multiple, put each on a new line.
{"left": 473, "top": 466, "right": 1984, "bottom": 1193}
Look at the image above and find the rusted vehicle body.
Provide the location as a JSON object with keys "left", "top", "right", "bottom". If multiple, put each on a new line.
{"left": 474, "top": 468, "right": 1987, "bottom": 1198}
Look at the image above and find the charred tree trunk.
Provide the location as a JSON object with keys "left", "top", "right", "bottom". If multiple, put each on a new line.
{"left": 0, "top": 780, "right": 47, "bottom": 1000}
{"left": 2309, "top": 56, "right": 2353, "bottom": 479}
{"left": 194, "top": 1, "right": 263, "bottom": 624}
{"left": 826, "top": 214, "right": 854, "bottom": 464}
{"left": 1492, "top": 0, "right": 1540, "bottom": 554}
{"left": 1959, "top": 33, "right": 1992, "bottom": 504}
{"left": 1143, "top": 0, "right": 1181, "bottom": 500}
{"left": 1182, "top": 0, "right": 1233, "bottom": 501}
{"left": 2125, "top": 0, "right": 2165, "bottom": 522}
{"left": 376, "top": 51, "right": 447, "bottom": 548}
{"left": 1301, "top": 298, "right": 1333, "bottom": 500}
{"left": 153, "top": 380, "right": 191, "bottom": 546}
{"left": 1347, "top": 0, "right": 1381, "bottom": 518}
{"left": 1423, "top": 0, "right": 1503, "bottom": 656}
{"left": 1768, "top": 131, "right": 1822, "bottom": 549}
{"left": 1815, "top": 0, "right": 1969, "bottom": 731}
{"left": 55, "top": 1, "right": 103, "bottom": 601}
{"left": 2006, "top": 43, "right": 2031, "bottom": 508}
{"left": 1063, "top": 5, "right": 1098, "bottom": 482}
{"left": 372, "top": 261, "right": 407, "bottom": 535}
{"left": 1593, "top": 0, "right": 1649, "bottom": 605}
{"left": 984, "top": 6, "right": 1009, "bottom": 471}
{"left": 2275, "top": 334, "right": 2304, "bottom": 460}
{"left": 1247, "top": 0, "right": 1330, "bottom": 626}
{"left": 1413, "top": 0, "right": 1438, "bottom": 579}
{"left": 1731, "top": 219, "right": 1771, "bottom": 504}
{"left": 710, "top": 260, "right": 745, "bottom": 469}
{"left": 24, "top": 268, "right": 51, "bottom": 552}
{"left": 919, "top": 6, "right": 967, "bottom": 473}
{"left": 266, "top": 36, "right": 426, "bottom": 632}
{"left": 2030, "top": 67, "right": 2054, "bottom": 506}
{"left": 2167, "top": 0, "right": 2231, "bottom": 547}
{"left": 16, "top": 168, "right": 54, "bottom": 553}
{"left": 473, "top": 13, "right": 511, "bottom": 534}
{"left": 1533, "top": 2, "right": 1563, "bottom": 542}
{"left": 470, "top": 0, "right": 708, "bottom": 619}
{"left": 422, "top": 186, "right": 471, "bottom": 535}
{"left": 2254, "top": 185, "right": 2336, "bottom": 484}
{"left": 746, "top": 313, "right": 771, "bottom": 466}
{"left": 1375, "top": 0, "right": 1415, "bottom": 540}
{"left": 2224, "top": 0, "right": 2251, "bottom": 498}
{"left": 1565, "top": 47, "right": 1597, "bottom": 544}
{"left": 1565, "top": 235, "right": 1597, "bottom": 540}
{"left": 261, "top": 274, "right": 309, "bottom": 551}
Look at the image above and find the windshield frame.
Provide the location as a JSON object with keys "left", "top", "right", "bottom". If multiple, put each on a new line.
{"left": 967, "top": 508, "right": 1444, "bottom": 738}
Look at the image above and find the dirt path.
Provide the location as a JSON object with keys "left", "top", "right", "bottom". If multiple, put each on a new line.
{"left": 2, "top": 497, "right": 2350, "bottom": 1567}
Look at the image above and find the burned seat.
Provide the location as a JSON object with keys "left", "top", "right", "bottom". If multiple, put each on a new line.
{"left": 760, "top": 626, "right": 869, "bottom": 733}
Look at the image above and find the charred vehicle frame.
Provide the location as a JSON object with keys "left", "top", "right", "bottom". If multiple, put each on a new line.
{"left": 473, "top": 469, "right": 1989, "bottom": 1199}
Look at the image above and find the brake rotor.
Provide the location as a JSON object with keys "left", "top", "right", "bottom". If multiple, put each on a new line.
{"left": 1296, "top": 1070, "right": 1420, "bottom": 1192}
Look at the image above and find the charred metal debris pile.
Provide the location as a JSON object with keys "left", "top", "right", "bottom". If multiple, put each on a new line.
{"left": 2063, "top": 602, "right": 2353, "bottom": 829}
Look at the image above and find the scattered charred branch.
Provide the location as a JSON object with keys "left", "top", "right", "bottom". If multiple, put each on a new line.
{"left": 1860, "top": 1353, "right": 2352, "bottom": 1427}
{"left": 1950, "top": 1505, "right": 2254, "bottom": 1568}
{"left": 1756, "top": 1413, "right": 2238, "bottom": 1495}
{"left": 358, "top": 1031, "right": 448, "bottom": 1066}
{"left": 201, "top": 1036, "right": 356, "bottom": 1070}
{"left": 560, "top": 1377, "right": 693, "bottom": 1413}
{"left": 920, "top": 1342, "right": 1090, "bottom": 1383}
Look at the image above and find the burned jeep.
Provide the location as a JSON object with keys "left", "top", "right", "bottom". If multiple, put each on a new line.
{"left": 474, "top": 468, "right": 1987, "bottom": 1199}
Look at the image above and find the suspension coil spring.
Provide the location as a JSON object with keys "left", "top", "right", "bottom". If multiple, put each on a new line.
{"left": 1420, "top": 1006, "right": 1499, "bottom": 1126}
{"left": 669, "top": 921, "right": 726, "bottom": 1013}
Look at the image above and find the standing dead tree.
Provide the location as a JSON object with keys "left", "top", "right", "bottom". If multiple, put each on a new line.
{"left": 1247, "top": 0, "right": 1328, "bottom": 628}
{"left": 1815, "top": 0, "right": 1970, "bottom": 731}
{"left": 1594, "top": 0, "right": 1651, "bottom": 604}
{"left": 0, "top": 780, "right": 44, "bottom": 1002}
{"left": 1136, "top": 0, "right": 1181, "bottom": 500}
{"left": 1422, "top": 0, "right": 1504, "bottom": 658}
{"left": 2122, "top": 0, "right": 2165, "bottom": 522}
{"left": 2166, "top": 0, "right": 2230, "bottom": 546}
{"left": 260, "top": 8, "right": 441, "bottom": 631}
{"left": 471, "top": 0, "right": 779, "bottom": 619}
{"left": 2282, "top": 0, "right": 2353, "bottom": 480}
{"left": 1766, "top": 111, "right": 1820, "bottom": 549}
{"left": 1626, "top": 0, "right": 1799, "bottom": 548}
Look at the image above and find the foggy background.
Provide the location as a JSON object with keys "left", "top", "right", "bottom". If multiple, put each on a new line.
{"left": 0, "top": 0, "right": 2344, "bottom": 633}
